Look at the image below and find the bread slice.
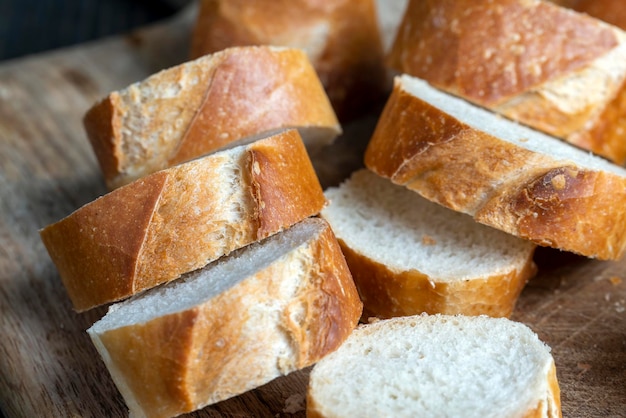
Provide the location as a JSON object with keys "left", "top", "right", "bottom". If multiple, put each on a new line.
{"left": 40, "top": 130, "right": 326, "bottom": 311}
{"left": 83, "top": 45, "right": 341, "bottom": 189}
{"left": 307, "top": 314, "right": 561, "bottom": 418}
{"left": 365, "top": 75, "right": 626, "bottom": 260}
{"left": 88, "top": 217, "right": 362, "bottom": 418}
{"left": 322, "top": 169, "right": 537, "bottom": 319}
{"left": 388, "top": 0, "right": 626, "bottom": 164}
{"left": 190, "top": 0, "right": 388, "bottom": 121}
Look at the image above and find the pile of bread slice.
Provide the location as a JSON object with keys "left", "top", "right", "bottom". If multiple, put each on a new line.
{"left": 40, "top": 0, "right": 626, "bottom": 417}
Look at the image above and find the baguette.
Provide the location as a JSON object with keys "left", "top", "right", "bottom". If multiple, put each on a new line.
{"left": 83, "top": 46, "right": 340, "bottom": 189}
{"left": 88, "top": 217, "right": 362, "bottom": 418}
{"left": 190, "top": 0, "right": 388, "bottom": 121}
{"left": 388, "top": 0, "right": 626, "bottom": 164}
{"left": 322, "top": 169, "right": 537, "bottom": 319}
{"left": 40, "top": 130, "right": 326, "bottom": 311}
{"left": 307, "top": 314, "right": 561, "bottom": 418}
{"left": 365, "top": 75, "right": 626, "bottom": 260}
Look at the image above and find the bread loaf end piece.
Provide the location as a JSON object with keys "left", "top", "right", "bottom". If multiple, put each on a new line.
{"left": 365, "top": 75, "right": 626, "bottom": 260}
{"left": 83, "top": 46, "right": 341, "bottom": 189}
{"left": 88, "top": 217, "right": 362, "bottom": 418}
{"left": 322, "top": 169, "right": 536, "bottom": 319}
{"left": 307, "top": 314, "right": 561, "bottom": 418}
{"left": 40, "top": 129, "right": 326, "bottom": 311}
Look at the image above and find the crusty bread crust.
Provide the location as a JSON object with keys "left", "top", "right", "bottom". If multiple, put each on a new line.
{"left": 89, "top": 218, "right": 362, "bottom": 418}
{"left": 83, "top": 46, "right": 341, "bottom": 189}
{"left": 365, "top": 79, "right": 626, "bottom": 260}
{"left": 338, "top": 239, "right": 536, "bottom": 319}
{"left": 550, "top": 0, "right": 626, "bottom": 30}
{"left": 190, "top": 0, "right": 388, "bottom": 121}
{"left": 40, "top": 130, "right": 327, "bottom": 311}
{"left": 388, "top": 0, "right": 626, "bottom": 163}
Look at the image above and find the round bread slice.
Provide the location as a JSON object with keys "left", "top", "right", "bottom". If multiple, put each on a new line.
{"left": 365, "top": 75, "right": 626, "bottom": 260}
{"left": 83, "top": 45, "right": 341, "bottom": 189}
{"left": 88, "top": 217, "right": 362, "bottom": 418}
{"left": 322, "top": 169, "right": 536, "bottom": 319}
{"left": 307, "top": 314, "right": 561, "bottom": 418}
{"left": 388, "top": 0, "right": 626, "bottom": 164}
{"left": 40, "top": 129, "right": 326, "bottom": 311}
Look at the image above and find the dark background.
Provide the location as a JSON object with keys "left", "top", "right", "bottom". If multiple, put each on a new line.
{"left": 0, "top": 0, "right": 186, "bottom": 62}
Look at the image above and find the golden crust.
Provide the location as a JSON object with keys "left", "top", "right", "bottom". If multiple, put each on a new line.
{"left": 191, "top": 0, "right": 388, "bottom": 121}
{"left": 338, "top": 239, "right": 536, "bottom": 319}
{"left": 550, "top": 0, "right": 626, "bottom": 31}
{"left": 388, "top": 0, "right": 626, "bottom": 163}
{"left": 40, "top": 130, "right": 327, "bottom": 311}
{"left": 365, "top": 81, "right": 626, "bottom": 260}
{"left": 83, "top": 46, "right": 340, "bottom": 189}
{"left": 94, "top": 218, "right": 362, "bottom": 418}
{"left": 523, "top": 362, "right": 562, "bottom": 418}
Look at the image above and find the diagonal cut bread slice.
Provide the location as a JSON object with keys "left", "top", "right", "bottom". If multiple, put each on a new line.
{"left": 307, "top": 314, "right": 561, "bottom": 418}
{"left": 388, "top": 0, "right": 626, "bottom": 164}
{"left": 88, "top": 217, "right": 362, "bottom": 418}
{"left": 83, "top": 45, "right": 341, "bottom": 189}
{"left": 365, "top": 75, "right": 626, "bottom": 260}
{"left": 40, "top": 129, "right": 326, "bottom": 311}
{"left": 322, "top": 169, "right": 537, "bottom": 319}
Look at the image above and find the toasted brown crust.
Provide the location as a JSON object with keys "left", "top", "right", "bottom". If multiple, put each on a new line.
{"left": 550, "top": 0, "right": 626, "bottom": 30}
{"left": 191, "top": 0, "right": 388, "bottom": 121}
{"left": 40, "top": 130, "right": 327, "bottom": 311}
{"left": 83, "top": 46, "right": 340, "bottom": 189}
{"left": 365, "top": 81, "right": 626, "bottom": 260}
{"left": 388, "top": 0, "right": 626, "bottom": 163}
{"left": 338, "top": 239, "right": 536, "bottom": 320}
{"left": 92, "top": 218, "right": 362, "bottom": 418}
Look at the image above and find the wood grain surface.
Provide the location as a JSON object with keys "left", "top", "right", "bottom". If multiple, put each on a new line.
{"left": 1, "top": 6, "right": 625, "bottom": 418}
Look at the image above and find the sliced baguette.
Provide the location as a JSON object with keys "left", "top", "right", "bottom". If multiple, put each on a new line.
{"left": 83, "top": 46, "right": 340, "bottom": 189}
{"left": 322, "top": 169, "right": 537, "bottom": 319}
{"left": 88, "top": 217, "right": 362, "bottom": 418}
{"left": 40, "top": 130, "right": 326, "bottom": 311}
{"left": 307, "top": 314, "right": 561, "bottom": 418}
{"left": 190, "top": 0, "right": 388, "bottom": 121}
{"left": 365, "top": 75, "right": 626, "bottom": 260}
{"left": 388, "top": 0, "right": 626, "bottom": 164}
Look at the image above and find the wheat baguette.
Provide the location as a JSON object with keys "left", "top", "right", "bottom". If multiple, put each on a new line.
{"left": 88, "top": 217, "right": 362, "bottom": 418}
{"left": 83, "top": 46, "right": 340, "bottom": 189}
{"left": 306, "top": 314, "right": 561, "bottom": 418}
{"left": 365, "top": 75, "right": 626, "bottom": 260}
{"left": 190, "top": 0, "right": 388, "bottom": 121}
{"left": 322, "top": 169, "right": 537, "bottom": 319}
{"left": 388, "top": 0, "right": 626, "bottom": 164}
{"left": 40, "top": 130, "right": 326, "bottom": 311}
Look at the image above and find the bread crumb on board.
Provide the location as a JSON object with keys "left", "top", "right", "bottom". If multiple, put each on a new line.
{"left": 282, "top": 393, "right": 306, "bottom": 414}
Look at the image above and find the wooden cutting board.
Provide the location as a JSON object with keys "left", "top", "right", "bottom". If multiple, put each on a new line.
{"left": 1, "top": 7, "right": 625, "bottom": 417}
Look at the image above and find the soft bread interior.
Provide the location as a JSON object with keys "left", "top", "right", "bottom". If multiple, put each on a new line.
{"left": 399, "top": 75, "right": 626, "bottom": 176}
{"left": 308, "top": 314, "right": 558, "bottom": 418}
{"left": 89, "top": 218, "right": 322, "bottom": 332}
{"left": 322, "top": 170, "right": 534, "bottom": 281}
